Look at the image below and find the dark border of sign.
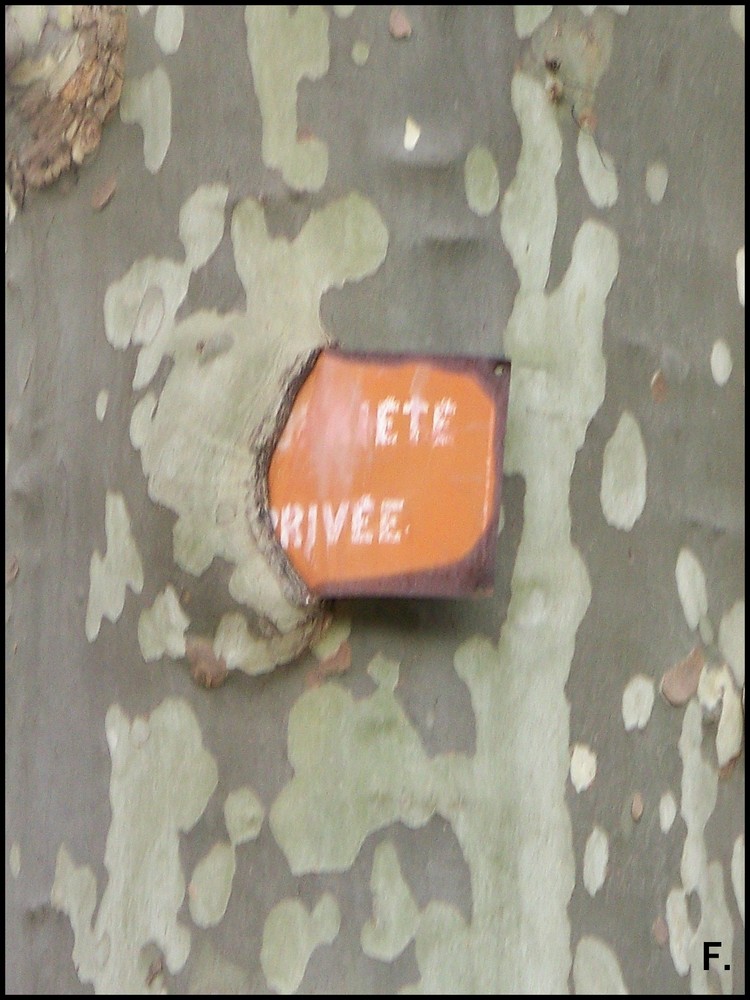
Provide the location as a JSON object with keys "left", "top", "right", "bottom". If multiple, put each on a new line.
{"left": 307, "top": 347, "right": 512, "bottom": 599}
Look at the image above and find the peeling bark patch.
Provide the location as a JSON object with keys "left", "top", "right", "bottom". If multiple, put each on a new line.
{"left": 464, "top": 145, "right": 500, "bottom": 217}
{"left": 621, "top": 674, "right": 654, "bottom": 731}
{"left": 5, "top": 6, "right": 127, "bottom": 200}
{"left": 85, "top": 491, "right": 144, "bottom": 642}
{"left": 95, "top": 389, "right": 109, "bottom": 422}
{"left": 513, "top": 6, "right": 553, "bottom": 39}
{"left": 630, "top": 791, "right": 644, "bottom": 822}
{"left": 311, "top": 614, "right": 351, "bottom": 660}
{"left": 245, "top": 6, "right": 329, "bottom": 192}
{"left": 659, "top": 791, "right": 677, "bottom": 833}
{"left": 600, "top": 412, "right": 647, "bottom": 530}
{"left": 188, "top": 843, "right": 236, "bottom": 928}
{"left": 351, "top": 40, "right": 370, "bottom": 65}
{"left": 211, "top": 611, "right": 316, "bottom": 677}
{"left": 224, "top": 786, "right": 265, "bottom": 847}
{"left": 9, "top": 841, "right": 21, "bottom": 879}
{"left": 138, "top": 585, "right": 190, "bottom": 662}
{"left": 577, "top": 131, "right": 618, "bottom": 208}
{"left": 361, "top": 841, "right": 420, "bottom": 961}
{"left": 51, "top": 699, "right": 218, "bottom": 992}
{"left": 388, "top": 8, "right": 412, "bottom": 40}
{"left": 736, "top": 247, "right": 745, "bottom": 305}
{"left": 120, "top": 66, "right": 172, "bottom": 173}
{"left": 154, "top": 5, "right": 184, "bottom": 55}
{"left": 645, "top": 161, "right": 668, "bottom": 205}
{"left": 571, "top": 743, "right": 597, "bottom": 792}
{"left": 572, "top": 935, "right": 629, "bottom": 994}
{"left": 583, "top": 826, "right": 609, "bottom": 896}
{"left": 710, "top": 339, "right": 732, "bottom": 386}
{"left": 675, "top": 548, "right": 708, "bottom": 631}
{"left": 660, "top": 646, "right": 704, "bottom": 706}
{"left": 719, "top": 599, "right": 744, "bottom": 687}
{"left": 650, "top": 369, "right": 668, "bottom": 403}
{"left": 186, "top": 636, "right": 228, "bottom": 689}
{"left": 731, "top": 835, "right": 744, "bottom": 924}
{"left": 91, "top": 175, "right": 117, "bottom": 211}
{"left": 6, "top": 554, "right": 20, "bottom": 585}
{"left": 260, "top": 895, "right": 340, "bottom": 995}
{"left": 730, "top": 6, "right": 745, "bottom": 42}
{"left": 188, "top": 788, "right": 264, "bottom": 929}
{"left": 667, "top": 700, "right": 735, "bottom": 991}
{"left": 403, "top": 116, "right": 421, "bottom": 151}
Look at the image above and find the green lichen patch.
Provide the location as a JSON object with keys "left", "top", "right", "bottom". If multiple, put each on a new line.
{"left": 51, "top": 699, "right": 219, "bottom": 992}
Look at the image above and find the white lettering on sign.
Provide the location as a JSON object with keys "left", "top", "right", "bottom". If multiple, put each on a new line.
{"left": 351, "top": 494, "right": 374, "bottom": 544}
{"left": 402, "top": 396, "right": 429, "bottom": 443}
{"left": 375, "top": 397, "right": 399, "bottom": 446}
{"left": 271, "top": 496, "right": 408, "bottom": 551}
{"left": 371, "top": 396, "right": 457, "bottom": 447}
{"left": 432, "top": 397, "right": 456, "bottom": 446}
{"left": 379, "top": 498, "right": 404, "bottom": 543}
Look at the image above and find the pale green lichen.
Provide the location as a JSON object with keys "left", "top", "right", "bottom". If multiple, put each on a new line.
{"left": 224, "top": 786, "right": 265, "bottom": 847}
{"left": 577, "top": 131, "right": 618, "bottom": 208}
{"left": 154, "top": 5, "right": 184, "bottom": 54}
{"left": 675, "top": 547, "right": 708, "bottom": 631}
{"left": 730, "top": 5, "right": 745, "bottom": 42}
{"left": 731, "top": 835, "right": 744, "bottom": 925}
{"left": 659, "top": 791, "right": 677, "bottom": 833}
{"left": 361, "top": 841, "right": 420, "bottom": 961}
{"left": 187, "top": 788, "right": 264, "bottom": 930}
{"left": 51, "top": 699, "right": 219, "bottom": 993}
{"left": 188, "top": 940, "right": 251, "bottom": 994}
{"left": 311, "top": 614, "right": 351, "bottom": 660}
{"left": 513, "top": 6, "right": 553, "bottom": 38}
{"left": 572, "top": 936, "right": 629, "bottom": 994}
{"left": 352, "top": 40, "right": 369, "bottom": 65}
{"left": 9, "top": 842, "right": 21, "bottom": 879}
{"left": 583, "top": 826, "right": 609, "bottom": 896}
{"left": 737, "top": 247, "right": 745, "bottom": 306}
{"left": 645, "top": 161, "right": 668, "bottom": 205}
{"left": 245, "top": 5, "right": 330, "bottom": 191}
{"left": 137, "top": 585, "right": 190, "bottom": 662}
{"left": 621, "top": 674, "right": 654, "bottom": 731}
{"left": 120, "top": 67, "right": 172, "bottom": 174}
{"left": 85, "top": 492, "right": 144, "bottom": 642}
{"left": 719, "top": 599, "right": 744, "bottom": 687}
{"left": 95, "top": 389, "right": 108, "bottom": 422}
{"left": 710, "top": 339, "right": 732, "bottom": 386}
{"left": 464, "top": 144, "right": 500, "bottom": 217}
{"left": 600, "top": 412, "right": 647, "bottom": 531}
{"left": 666, "top": 700, "right": 735, "bottom": 992}
{"left": 188, "top": 843, "right": 236, "bottom": 929}
{"left": 261, "top": 895, "right": 340, "bottom": 994}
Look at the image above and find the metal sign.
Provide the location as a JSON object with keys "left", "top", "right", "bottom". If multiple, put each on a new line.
{"left": 268, "top": 348, "right": 511, "bottom": 597}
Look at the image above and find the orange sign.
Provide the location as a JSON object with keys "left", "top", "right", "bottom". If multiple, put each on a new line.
{"left": 268, "top": 349, "right": 511, "bottom": 597}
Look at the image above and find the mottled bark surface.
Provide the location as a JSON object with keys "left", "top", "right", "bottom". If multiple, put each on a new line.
{"left": 5, "top": 6, "right": 744, "bottom": 995}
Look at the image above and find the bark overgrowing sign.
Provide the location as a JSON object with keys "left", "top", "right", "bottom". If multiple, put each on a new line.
{"left": 269, "top": 349, "right": 511, "bottom": 597}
